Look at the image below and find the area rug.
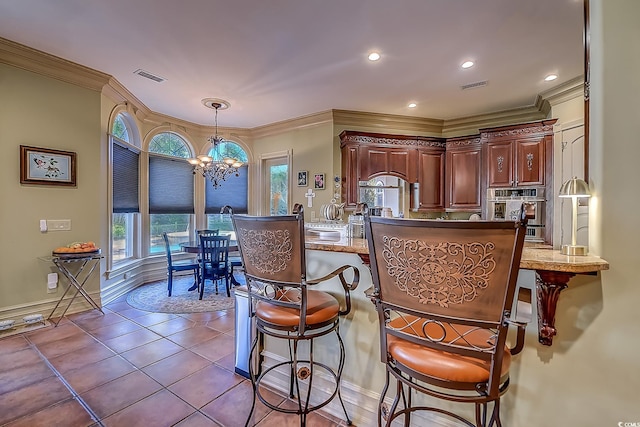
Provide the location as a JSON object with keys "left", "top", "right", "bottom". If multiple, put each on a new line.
{"left": 126, "top": 277, "right": 235, "bottom": 313}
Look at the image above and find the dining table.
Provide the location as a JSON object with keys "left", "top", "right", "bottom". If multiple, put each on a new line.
{"left": 179, "top": 239, "right": 241, "bottom": 287}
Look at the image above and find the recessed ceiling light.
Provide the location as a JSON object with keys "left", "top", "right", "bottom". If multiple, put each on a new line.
{"left": 545, "top": 74, "right": 558, "bottom": 81}
{"left": 368, "top": 52, "right": 381, "bottom": 61}
{"left": 408, "top": 103, "right": 417, "bottom": 108}
{"left": 461, "top": 61, "right": 474, "bottom": 69}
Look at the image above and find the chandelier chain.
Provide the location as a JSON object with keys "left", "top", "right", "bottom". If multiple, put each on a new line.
{"left": 188, "top": 100, "right": 243, "bottom": 189}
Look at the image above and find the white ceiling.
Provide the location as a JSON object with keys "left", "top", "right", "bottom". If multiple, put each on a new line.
{"left": 0, "top": 0, "right": 584, "bottom": 129}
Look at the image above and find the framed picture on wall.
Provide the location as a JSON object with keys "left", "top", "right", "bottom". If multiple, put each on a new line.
{"left": 297, "top": 170, "right": 308, "bottom": 187}
{"left": 314, "top": 173, "right": 325, "bottom": 190}
{"left": 20, "top": 145, "right": 77, "bottom": 187}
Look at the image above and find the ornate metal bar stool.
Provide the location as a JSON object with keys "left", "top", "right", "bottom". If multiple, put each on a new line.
{"left": 232, "top": 204, "right": 360, "bottom": 426}
{"left": 365, "top": 207, "right": 532, "bottom": 427}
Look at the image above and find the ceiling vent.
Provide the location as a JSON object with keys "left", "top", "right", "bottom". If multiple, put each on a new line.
{"left": 461, "top": 80, "right": 488, "bottom": 90}
{"left": 133, "top": 69, "right": 165, "bottom": 83}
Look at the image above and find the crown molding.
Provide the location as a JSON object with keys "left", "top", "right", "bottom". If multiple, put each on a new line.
{"left": 332, "top": 109, "right": 444, "bottom": 135}
{"left": 538, "top": 76, "right": 584, "bottom": 106}
{"left": 249, "top": 110, "right": 334, "bottom": 139}
{"left": 441, "top": 105, "right": 547, "bottom": 138}
{"left": 103, "top": 78, "right": 153, "bottom": 118}
{"left": 0, "top": 37, "right": 110, "bottom": 91}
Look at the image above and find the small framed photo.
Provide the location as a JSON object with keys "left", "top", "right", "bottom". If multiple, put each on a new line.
{"left": 297, "top": 170, "right": 308, "bottom": 187}
{"left": 314, "top": 173, "right": 325, "bottom": 190}
{"left": 20, "top": 145, "right": 77, "bottom": 187}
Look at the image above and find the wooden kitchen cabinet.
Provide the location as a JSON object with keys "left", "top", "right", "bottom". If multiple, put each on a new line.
{"left": 482, "top": 120, "right": 556, "bottom": 188}
{"left": 445, "top": 136, "right": 482, "bottom": 211}
{"left": 340, "top": 144, "right": 359, "bottom": 208}
{"left": 339, "top": 131, "right": 445, "bottom": 209}
{"left": 413, "top": 147, "right": 445, "bottom": 211}
{"left": 486, "top": 138, "right": 545, "bottom": 187}
{"left": 515, "top": 138, "right": 546, "bottom": 186}
{"left": 358, "top": 145, "right": 417, "bottom": 183}
{"left": 485, "top": 141, "right": 514, "bottom": 187}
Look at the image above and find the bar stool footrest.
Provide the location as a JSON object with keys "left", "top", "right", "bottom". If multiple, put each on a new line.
{"left": 255, "top": 359, "right": 340, "bottom": 415}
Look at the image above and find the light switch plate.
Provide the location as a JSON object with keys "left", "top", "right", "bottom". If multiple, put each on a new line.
{"left": 47, "top": 219, "right": 71, "bottom": 231}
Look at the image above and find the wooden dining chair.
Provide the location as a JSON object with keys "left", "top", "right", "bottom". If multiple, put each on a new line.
{"left": 195, "top": 229, "right": 220, "bottom": 267}
{"left": 162, "top": 232, "right": 200, "bottom": 297}
{"left": 196, "top": 229, "right": 219, "bottom": 239}
{"left": 365, "top": 207, "right": 531, "bottom": 427}
{"left": 199, "top": 234, "right": 231, "bottom": 299}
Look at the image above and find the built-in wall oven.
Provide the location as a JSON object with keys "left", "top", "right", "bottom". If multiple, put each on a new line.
{"left": 486, "top": 187, "right": 546, "bottom": 242}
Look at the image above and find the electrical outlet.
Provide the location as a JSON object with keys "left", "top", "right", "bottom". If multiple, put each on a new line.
{"left": 47, "top": 219, "right": 71, "bottom": 231}
{"left": 47, "top": 273, "right": 58, "bottom": 293}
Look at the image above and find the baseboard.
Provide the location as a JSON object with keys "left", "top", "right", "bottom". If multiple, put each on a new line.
{"left": 0, "top": 291, "right": 100, "bottom": 324}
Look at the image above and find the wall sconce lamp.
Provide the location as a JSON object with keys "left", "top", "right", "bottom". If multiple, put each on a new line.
{"left": 559, "top": 176, "right": 591, "bottom": 255}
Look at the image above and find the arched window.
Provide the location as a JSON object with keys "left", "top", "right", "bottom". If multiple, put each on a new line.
{"left": 112, "top": 115, "right": 130, "bottom": 141}
{"left": 209, "top": 141, "right": 248, "bottom": 163}
{"left": 148, "top": 132, "right": 195, "bottom": 253}
{"left": 111, "top": 112, "right": 140, "bottom": 263}
{"left": 149, "top": 132, "right": 191, "bottom": 158}
{"left": 205, "top": 141, "right": 249, "bottom": 236}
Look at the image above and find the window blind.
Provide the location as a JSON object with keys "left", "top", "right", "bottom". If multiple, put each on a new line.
{"left": 112, "top": 142, "right": 140, "bottom": 213}
{"left": 205, "top": 165, "right": 248, "bottom": 214}
{"left": 149, "top": 154, "right": 194, "bottom": 214}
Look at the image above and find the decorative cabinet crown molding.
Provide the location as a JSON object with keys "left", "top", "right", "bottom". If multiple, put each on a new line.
{"left": 339, "top": 131, "right": 445, "bottom": 149}
{"left": 479, "top": 120, "right": 557, "bottom": 142}
{"left": 446, "top": 136, "right": 482, "bottom": 149}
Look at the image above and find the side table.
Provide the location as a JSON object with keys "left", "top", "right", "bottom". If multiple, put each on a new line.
{"left": 43, "top": 251, "right": 103, "bottom": 326}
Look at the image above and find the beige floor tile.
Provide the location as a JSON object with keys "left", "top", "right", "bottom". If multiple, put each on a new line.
{"left": 101, "top": 389, "right": 196, "bottom": 427}
{"left": 0, "top": 376, "right": 72, "bottom": 425}
{"left": 80, "top": 370, "right": 163, "bottom": 419}
{"left": 168, "top": 364, "right": 243, "bottom": 408}
{"left": 141, "top": 349, "right": 213, "bottom": 387}
{"left": 4, "top": 398, "right": 95, "bottom": 427}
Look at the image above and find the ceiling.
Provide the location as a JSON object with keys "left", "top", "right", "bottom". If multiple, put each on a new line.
{"left": 0, "top": 0, "right": 584, "bottom": 129}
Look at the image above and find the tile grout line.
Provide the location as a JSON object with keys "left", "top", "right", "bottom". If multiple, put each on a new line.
{"left": 23, "top": 334, "right": 105, "bottom": 427}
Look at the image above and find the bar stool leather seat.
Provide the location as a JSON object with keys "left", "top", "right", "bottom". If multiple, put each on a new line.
{"left": 387, "top": 340, "right": 511, "bottom": 385}
{"left": 256, "top": 289, "right": 339, "bottom": 327}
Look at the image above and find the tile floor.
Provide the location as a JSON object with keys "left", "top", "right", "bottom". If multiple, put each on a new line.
{"left": 0, "top": 279, "right": 350, "bottom": 427}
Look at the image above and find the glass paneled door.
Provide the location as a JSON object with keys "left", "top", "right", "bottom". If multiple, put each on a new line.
{"left": 262, "top": 155, "right": 290, "bottom": 215}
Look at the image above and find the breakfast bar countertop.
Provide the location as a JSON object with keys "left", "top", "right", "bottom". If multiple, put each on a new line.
{"left": 304, "top": 236, "right": 610, "bottom": 274}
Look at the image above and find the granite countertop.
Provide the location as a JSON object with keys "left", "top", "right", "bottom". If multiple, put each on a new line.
{"left": 305, "top": 236, "right": 369, "bottom": 255}
{"left": 305, "top": 236, "right": 610, "bottom": 273}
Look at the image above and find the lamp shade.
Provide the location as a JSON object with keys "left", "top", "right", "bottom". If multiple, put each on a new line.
{"left": 559, "top": 177, "right": 591, "bottom": 198}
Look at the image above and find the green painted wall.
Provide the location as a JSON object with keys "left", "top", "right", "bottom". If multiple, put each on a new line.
{"left": 0, "top": 64, "right": 104, "bottom": 310}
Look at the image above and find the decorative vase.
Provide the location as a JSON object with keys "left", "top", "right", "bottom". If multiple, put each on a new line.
{"left": 321, "top": 202, "right": 345, "bottom": 221}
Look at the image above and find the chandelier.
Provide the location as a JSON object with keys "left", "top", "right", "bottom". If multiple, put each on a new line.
{"left": 188, "top": 99, "right": 244, "bottom": 188}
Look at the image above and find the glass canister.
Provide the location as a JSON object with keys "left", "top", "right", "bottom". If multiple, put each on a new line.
{"left": 348, "top": 214, "right": 364, "bottom": 238}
